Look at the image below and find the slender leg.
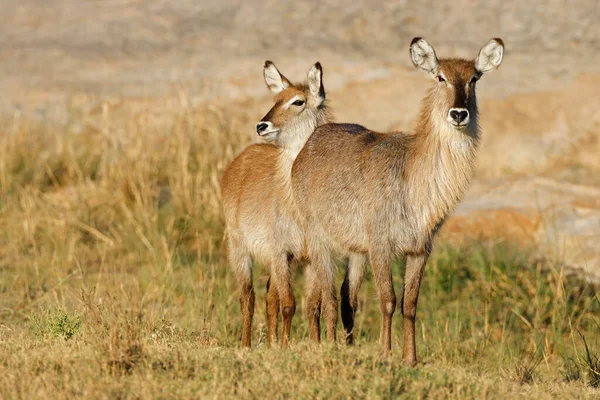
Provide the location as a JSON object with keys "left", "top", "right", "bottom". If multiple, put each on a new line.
{"left": 271, "top": 253, "right": 295, "bottom": 346}
{"left": 266, "top": 276, "right": 280, "bottom": 346}
{"left": 228, "top": 236, "right": 254, "bottom": 347}
{"left": 370, "top": 250, "right": 396, "bottom": 357}
{"left": 340, "top": 253, "right": 368, "bottom": 345}
{"left": 340, "top": 266, "right": 352, "bottom": 343}
{"left": 305, "top": 232, "right": 337, "bottom": 342}
{"left": 401, "top": 248, "right": 430, "bottom": 366}
{"left": 318, "top": 255, "right": 338, "bottom": 342}
{"left": 304, "top": 262, "right": 321, "bottom": 343}
{"left": 240, "top": 278, "right": 255, "bottom": 348}
{"left": 322, "top": 287, "right": 338, "bottom": 341}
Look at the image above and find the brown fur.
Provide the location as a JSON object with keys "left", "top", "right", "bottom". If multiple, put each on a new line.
{"left": 221, "top": 62, "right": 337, "bottom": 347}
{"left": 291, "top": 38, "right": 504, "bottom": 363}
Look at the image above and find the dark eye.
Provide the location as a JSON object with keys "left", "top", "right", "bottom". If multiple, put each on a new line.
{"left": 437, "top": 75, "right": 446, "bottom": 82}
{"left": 470, "top": 76, "right": 479, "bottom": 85}
{"left": 292, "top": 100, "right": 305, "bottom": 106}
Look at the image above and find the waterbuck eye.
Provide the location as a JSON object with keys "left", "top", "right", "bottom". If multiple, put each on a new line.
{"left": 470, "top": 76, "right": 479, "bottom": 85}
{"left": 292, "top": 99, "right": 305, "bottom": 106}
{"left": 437, "top": 75, "right": 446, "bottom": 83}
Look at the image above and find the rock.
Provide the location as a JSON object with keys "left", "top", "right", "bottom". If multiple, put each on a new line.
{"left": 443, "top": 177, "right": 600, "bottom": 281}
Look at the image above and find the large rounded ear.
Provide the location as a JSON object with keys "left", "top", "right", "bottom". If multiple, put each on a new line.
{"left": 307, "top": 62, "right": 325, "bottom": 104}
{"left": 263, "top": 61, "right": 291, "bottom": 94}
{"left": 410, "top": 37, "right": 439, "bottom": 76}
{"left": 475, "top": 38, "right": 504, "bottom": 73}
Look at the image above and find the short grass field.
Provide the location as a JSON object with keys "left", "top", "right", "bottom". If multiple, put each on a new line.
{"left": 1, "top": 104, "right": 599, "bottom": 399}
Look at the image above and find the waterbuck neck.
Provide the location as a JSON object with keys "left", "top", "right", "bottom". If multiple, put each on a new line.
{"left": 277, "top": 108, "right": 329, "bottom": 203}
{"left": 403, "top": 88, "right": 480, "bottom": 236}
{"left": 278, "top": 107, "right": 328, "bottom": 159}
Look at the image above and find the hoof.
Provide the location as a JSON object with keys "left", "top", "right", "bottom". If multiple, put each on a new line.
{"left": 402, "top": 358, "right": 418, "bottom": 367}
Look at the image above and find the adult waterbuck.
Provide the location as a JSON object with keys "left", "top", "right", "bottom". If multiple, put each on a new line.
{"left": 291, "top": 38, "right": 504, "bottom": 364}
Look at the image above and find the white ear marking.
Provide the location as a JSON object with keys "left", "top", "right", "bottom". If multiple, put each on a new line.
{"left": 475, "top": 38, "right": 504, "bottom": 73}
{"left": 307, "top": 62, "right": 325, "bottom": 101}
{"left": 263, "top": 61, "right": 290, "bottom": 94}
{"left": 410, "top": 38, "right": 439, "bottom": 76}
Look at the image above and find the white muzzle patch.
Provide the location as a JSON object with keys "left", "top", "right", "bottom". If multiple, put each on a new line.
{"left": 256, "top": 121, "right": 281, "bottom": 141}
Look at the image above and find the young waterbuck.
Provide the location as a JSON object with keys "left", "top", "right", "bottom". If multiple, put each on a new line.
{"left": 222, "top": 61, "right": 356, "bottom": 347}
{"left": 291, "top": 38, "right": 504, "bottom": 364}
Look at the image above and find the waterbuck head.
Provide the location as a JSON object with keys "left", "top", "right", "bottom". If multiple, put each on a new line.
{"left": 256, "top": 61, "right": 328, "bottom": 152}
{"left": 410, "top": 38, "right": 504, "bottom": 133}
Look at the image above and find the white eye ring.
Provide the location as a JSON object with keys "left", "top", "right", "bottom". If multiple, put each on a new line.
{"left": 285, "top": 95, "right": 306, "bottom": 109}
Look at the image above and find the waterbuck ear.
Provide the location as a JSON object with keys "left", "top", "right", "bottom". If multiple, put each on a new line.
{"left": 307, "top": 62, "right": 325, "bottom": 102}
{"left": 263, "top": 61, "right": 291, "bottom": 94}
{"left": 475, "top": 38, "right": 504, "bottom": 73}
{"left": 410, "top": 38, "right": 439, "bottom": 76}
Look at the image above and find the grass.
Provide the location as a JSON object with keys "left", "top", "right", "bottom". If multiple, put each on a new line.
{"left": 29, "top": 308, "right": 82, "bottom": 339}
{"left": 0, "top": 101, "right": 599, "bottom": 399}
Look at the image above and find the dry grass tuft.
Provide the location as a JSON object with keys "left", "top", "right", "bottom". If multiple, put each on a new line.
{"left": 508, "top": 352, "right": 543, "bottom": 384}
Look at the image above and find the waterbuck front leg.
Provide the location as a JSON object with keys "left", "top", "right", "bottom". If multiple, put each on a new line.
{"left": 240, "top": 277, "right": 255, "bottom": 348}
{"left": 340, "top": 253, "right": 368, "bottom": 345}
{"left": 318, "top": 256, "right": 338, "bottom": 342}
{"left": 271, "top": 253, "right": 295, "bottom": 346}
{"left": 370, "top": 249, "right": 396, "bottom": 357}
{"left": 228, "top": 237, "right": 255, "bottom": 347}
{"left": 266, "top": 276, "right": 280, "bottom": 346}
{"left": 401, "top": 248, "right": 430, "bottom": 366}
{"left": 304, "top": 262, "right": 322, "bottom": 343}
{"left": 305, "top": 236, "right": 338, "bottom": 342}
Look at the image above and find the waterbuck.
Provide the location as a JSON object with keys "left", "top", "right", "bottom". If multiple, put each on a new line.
{"left": 291, "top": 38, "right": 504, "bottom": 364}
{"left": 221, "top": 61, "right": 366, "bottom": 346}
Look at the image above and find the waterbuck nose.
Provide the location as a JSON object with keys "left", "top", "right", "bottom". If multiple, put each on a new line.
{"left": 449, "top": 108, "right": 469, "bottom": 125}
{"left": 256, "top": 122, "right": 269, "bottom": 134}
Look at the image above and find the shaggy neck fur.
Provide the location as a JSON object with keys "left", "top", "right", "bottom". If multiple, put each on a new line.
{"left": 403, "top": 88, "right": 480, "bottom": 241}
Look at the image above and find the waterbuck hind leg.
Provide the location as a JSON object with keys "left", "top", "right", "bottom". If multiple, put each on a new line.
{"left": 341, "top": 253, "right": 368, "bottom": 345}
{"left": 272, "top": 253, "right": 295, "bottom": 347}
{"left": 304, "top": 263, "right": 322, "bottom": 343}
{"left": 401, "top": 251, "right": 429, "bottom": 366}
{"left": 340, "top": 271, "right": 353, "bottom": 344}
{"left": 266, "top": 276, "right": 280, "bottom": 346}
